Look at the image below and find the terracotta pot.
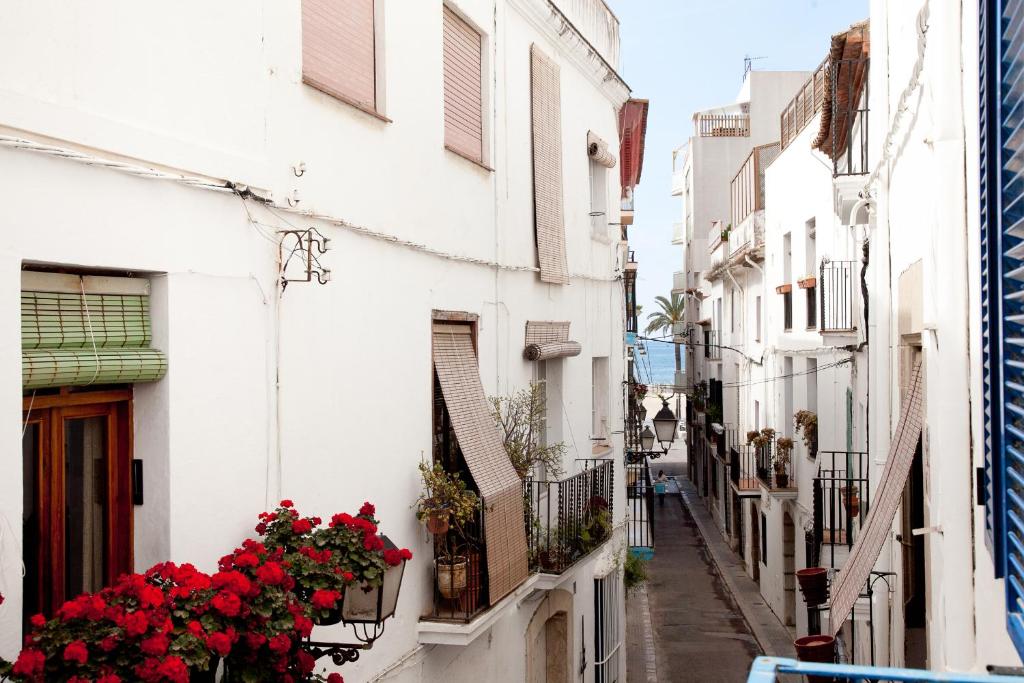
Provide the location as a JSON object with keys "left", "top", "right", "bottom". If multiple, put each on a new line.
{"left": 425, "top": 511, "right": 450, "bottom": 535}
{"left": 798, "top": 276, "right": 817, "bottom": 289}
{"left": 794, "top": 634, "right": 836, "bottom": 683}
{"left": 841, "top": 487, "right": 860, "bottom": 518}
{"left": 436, "top": 557, "right": 468, "bottom": 599}
{"left": 775, "top": 473, "right": 789, "bottom": 488}
{"left": 776, "top": 283, "right": 792, "bottom": 294}
{"left": 796, "top": 567, "right": 829, "bottom": 607}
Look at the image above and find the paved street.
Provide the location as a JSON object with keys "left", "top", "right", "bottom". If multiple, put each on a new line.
{"left": 627, "top": 464, "right": 760, "bottom": 682}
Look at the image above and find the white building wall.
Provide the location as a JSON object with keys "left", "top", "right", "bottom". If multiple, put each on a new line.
{"left": 0, "top": 1, "right": 633, "bottom": 681}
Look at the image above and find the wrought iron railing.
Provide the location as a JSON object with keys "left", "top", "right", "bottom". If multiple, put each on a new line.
{"left": 730, "top": 445, "right": 760, "bottom": 493}
{"left": 624, "top": 257, "right": 638, "bottom": 334}
{"left": 746, "top": 656, "right": 1024, "bottom": 682}
{"left": 626, "top": 459, "right": 654, "bottom": 550}
{"left": 695, "top": 113, "right": 750, "bottom": 137}
{"left": 524, "top": 460, "right": 615, "bottom": 574}
{"left": 832, "top": 56, "right": 870, "bottom": 177}
{"left": 813, "top": 450, "right": 870, "bottom": 568}
{"left": 427, "top": 506, "right": 489, "bottom": 622}
{"left": 753, "top": 435, "right": 794, "bottom": 490}
{"left": 820, "top": 259, "right": 858, "bottom": 333}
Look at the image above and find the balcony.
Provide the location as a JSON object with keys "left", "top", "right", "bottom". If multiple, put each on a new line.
{"left": 624, "top": 253, "right": 638, "bottom": 335}
{"left": 819, "top": 259, "right": 858, "bottom": 338}
{"left": 672, "top": 221, "right": 685, "bottom": 245}
{"left": 671, "top": 168, "right": 685, "bottom": 197}
{"left": 730, "top": 143, "right": 782, "bottom": 227}
{"left": 425, "top": 506, "right": 490, "bottom": 623}
{"left": 830, "top": 56, "right": 870, "bottom": 177}
{"left": 704, "top": 329, "right": 722, "bottom": 360}
{"left": 754, "top": 437, "right": 795, "bottom": 494}
{"left": 671, "top": 270, "right": 688, "bottom": 294}
{"left": 780, "top": 58, "right": 827, "bottom": 150}
{"left": 813, "top": 451, "right": 869, "bottom": 569}
{"left": 694, "top": 113, "right": 750, "bottom": 138}
{"left": 524, "top": 459, "right": 615, "bottom": 574}
{"left": 730, "top": 446, "right": 760, "bottom": 496}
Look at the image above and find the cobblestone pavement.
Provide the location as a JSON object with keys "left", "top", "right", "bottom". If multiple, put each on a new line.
{"left": 626, "top": 464, "right": 760, "bottom": 682}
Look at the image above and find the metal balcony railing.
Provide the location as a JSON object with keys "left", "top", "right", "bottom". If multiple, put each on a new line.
{"left": 524, "top": 460, "right": 615, "bottom": 574}
{"left": 626, "top": 458, "right": 654, "bottom": 551}
{"left": 730, "top": 445, "right": 760, "bottom": 493}
{"left": 746, "top": 656, "right": 1024, "bottom": 682}
{"left": 695, "top": 113, "right": 750, "bottom": 137}
{"left": 427, "top": 506, "right": 489, "bottom": 622}
{"left": 831, "top": 56, "right": 870, "bottom": 177}
{"left": 820, "top": 259, "right": 858, "bottom": 333}
{"left": 813, "top": 450, "right": 870, "bottom": 568}
{"left": 624, "top": 261, "right": 638, "bottom": 334}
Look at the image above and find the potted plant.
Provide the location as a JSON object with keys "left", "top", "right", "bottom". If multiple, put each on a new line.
{"left": 746, "top": 430, "right": 759, "bottom": 446}
{"left": 775, "top": 437, "right": 794, "bottom": 488}
{"left": 415, "top": 462, "right": 480, "bottom": 599}
{"left": 776, "top": 283, "right": 792, "bottom": 294}
{"left": 797, "top": 273, "right": 817, "bottom": 289}
{"left": 794, "top": 410, "right": 818, "bottom": 457}
{"left": 721, "top": 223, "right": 732, "bottom": 242}
{"left": 796, "top": 567, "right": 829, "bottom": 607}
{"left": 841, "top": 483, "right": 861, "bottom": 518}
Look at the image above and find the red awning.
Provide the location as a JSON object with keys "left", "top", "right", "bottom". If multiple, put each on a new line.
{"left": 619, "top": 99, "right": 649, "bottom": 197}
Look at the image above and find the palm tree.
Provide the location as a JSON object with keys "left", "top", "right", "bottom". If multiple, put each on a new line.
{"left": 644, "top": 294, "right": 686, "bottom": 391}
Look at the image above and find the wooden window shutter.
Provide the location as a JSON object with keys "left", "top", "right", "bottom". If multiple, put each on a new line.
{"left": 302, "top": 0, "right": 376, "bottom": 110}
{"left": 443, "top": 7, "right": 483, "bottom": 162}
{"left": 530, "top": 45, "right": 569, "bottom": 285}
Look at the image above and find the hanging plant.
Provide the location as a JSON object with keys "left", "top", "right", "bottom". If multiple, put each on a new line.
{"left": 794, "top": 410, "right": 818, "bottom": 452}
{"left": 746, "top": 430, "right": 759, "bottom": 445}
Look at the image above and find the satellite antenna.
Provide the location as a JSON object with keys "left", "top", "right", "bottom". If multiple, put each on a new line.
{"left": 744, "top": 54, "right": 767, "bottom": 78}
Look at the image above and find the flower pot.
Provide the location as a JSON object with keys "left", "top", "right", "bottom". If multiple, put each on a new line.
{"left": 798, "top": 276, "right": 817, "bottom": 289}
{"left": 796, "top": 567, "right": 829, "bottom": 607}
{"left": 776, "top": 283, "right": 792, "bottom": 294}
{"left": 425, "top": 512, "right": 450, "bottom": 535}
{"left": 841, "top": 487, "right": 860, "bottom": 518}
{"left": 436, "top": 557, "right": 468, "bottom": 599}
{"left": 775, "top": 473, "right": 789, "bottom": 488}
{"left": 794, "top": 634, "right": 836, "bottom": 683}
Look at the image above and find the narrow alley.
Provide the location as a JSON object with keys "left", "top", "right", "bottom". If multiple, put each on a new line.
{"left": 627, "top": 464, "right": 760, "bottom": 682}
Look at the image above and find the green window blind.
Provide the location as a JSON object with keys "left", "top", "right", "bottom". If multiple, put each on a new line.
{"left": 21, "top": 274, "right": 167, "bottom": 389}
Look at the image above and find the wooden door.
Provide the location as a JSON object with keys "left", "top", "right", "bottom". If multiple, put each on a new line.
{"left": 22, "top": 390, "right": 133, "bottom": 618}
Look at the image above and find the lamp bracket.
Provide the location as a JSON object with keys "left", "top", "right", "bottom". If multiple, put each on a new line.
{"left": 302, "top": 639, "right": 370, "bottom": 666}
{"left": 279, "top": 227, "right": 331, "bottom": 287}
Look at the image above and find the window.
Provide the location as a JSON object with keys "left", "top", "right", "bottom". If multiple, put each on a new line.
{"left": 783, "top": 290, "right": 793, "bottom": 331}
{"left": 302, "top": 0, "right": 381, "bottom": 115}
{"left": 592, "top": 357, "right": 609, "bottom": 440}
{"left": 23, "top": 393, "right": 134, "bottom": 620}
{"left": 783, "top": 232, "right": 793, "bottom": 283}
{"left": 755, "top": 295, "right": 762, "bottom": 342}
{"left": 754, "top": 400, "right": 760, "bottom": 431}
{"left": 594, "top": 572, "right": 622, "bottom": 683}
{"left": 806, "top": 286, "right": 817, "bottom": 329}
{"left": 783, "top": 356, "right": 793, "bottom": 437}
{"left": 443, "top": 6, "right": 484, "bottom": 164}
{"left": 590, "top": 157, "right": 608, "bottom": 239}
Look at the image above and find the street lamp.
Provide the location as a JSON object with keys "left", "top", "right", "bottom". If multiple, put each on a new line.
{"left": 640, "top": 425, "right": 656, "bottom": 452}
{"left": 653, "top": 399, "right": 679, "bottom": 448}
{"left": 303, "top": 534, "right": 407, "bottom": 666}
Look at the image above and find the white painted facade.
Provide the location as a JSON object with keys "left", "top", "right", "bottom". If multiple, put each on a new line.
{"left": 0, "top": 1, "right": 637, "bottom": 681}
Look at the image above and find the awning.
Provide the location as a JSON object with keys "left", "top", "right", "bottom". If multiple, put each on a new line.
{"left": 618, "top": 98, "right": 649, "bottom": 197}
{"left": 524, "top": 321, "right": 581, "bottom": 361}
{"left": 587, "top": 131, "right": 617, "bottom": 168}
{"left": 432, "top": 323, "right": 530, "bottom": 604}
{"left": 829, "top": 361, "right": 923, "bottom": 634}
{"left": 813, "top": 21, "right": 870, "bottom": 160}
{"left": 21, "top": 272, "right": 167, "bottom": 389}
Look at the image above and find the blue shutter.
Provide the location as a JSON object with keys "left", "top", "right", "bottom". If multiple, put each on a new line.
{"left": 995, "top": 0, "right": 1024, "bottom": 657}
{"left": 983, "top": 0, "right": 1005, "bottom": 571}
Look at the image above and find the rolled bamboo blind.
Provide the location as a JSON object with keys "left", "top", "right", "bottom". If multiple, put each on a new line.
{"left": 587, "top": 131, "right": 617, "bottom": 168}
{"left": 443, "top": 7, "right": 484, "bottom": 162}
{"left": 21, "top": 274, "right": 167, "bottom": 389}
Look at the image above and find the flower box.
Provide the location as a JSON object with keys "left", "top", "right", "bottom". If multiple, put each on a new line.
{"left": 776, "top": 284, "right": 792, "bottom": 295}
{"left": 797, "top": 276, "right": 817, "bottom": 289}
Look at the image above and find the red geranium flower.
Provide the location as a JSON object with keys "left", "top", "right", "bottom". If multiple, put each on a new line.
{"left": 157, "top": 655, "right": 189, "bottom": 683}
{"left": 268, "top": 633, "right": 291, "bottom": 655}
{"left": 311, "top": 589, "right": 341, "bottom": 610}
{"left": 211, "top": 590, "right": 242, "bottom": 617}
{"left": 123, "top": 611, "right": 149, "bottom": 637}
{"left": 12, "top": 648, "right": 45, "bottom": 676}
{"left": 280, "top": 499, "right": 294, "bottom": 508}
{"left": 140, "top": 633, "right": 169, "bottom": 656}
{"left": 63, "top": 640, "right": 89, "bottom": 666}
{"left": 255, "top": 561, "right": 286, "bottom": 586}
{"left": 359, "top": 501, "right": 376, "bottom": 517}
{"left": 291, "top": 518, "right": 313, "bottom": 535}
{"left": 29, "top": 613, "right": 46, "bottom": 628}
{"left": 206, "top": 631, "right": 233, "bottom": 657}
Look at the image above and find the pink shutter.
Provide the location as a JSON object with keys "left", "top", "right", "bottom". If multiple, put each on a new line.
{"left": 302, "top": 0, "right": 376, "bottom": 110}
{"left": 443, "top": 7, "right": 483, "bottom": 162}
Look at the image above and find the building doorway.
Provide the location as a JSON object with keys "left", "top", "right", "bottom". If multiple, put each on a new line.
{"left": 902, "top": 436, "right": 927, "bottom": 668}
{"left": 526, "top": 590, "right": 573, "bottom": 683}
{"left": 750, "top": 505, "right": 760, "bottom": 581}
{"left": 783, "top": 510, "right": 796, "bottom": 626}
{"left": 22, "top": 390, "right": 134, "bottom": 621}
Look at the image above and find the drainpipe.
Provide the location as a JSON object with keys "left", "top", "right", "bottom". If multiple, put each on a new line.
{"left": 725, "top": 267, "right": 745, "bottom": 429}
{"left": 744, "top": 254, "right": 763, "bottom": 277}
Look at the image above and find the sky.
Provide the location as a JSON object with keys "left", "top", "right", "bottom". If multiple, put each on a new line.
{"left": 605, "top": 0, "right": 868, "bottom": 323}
